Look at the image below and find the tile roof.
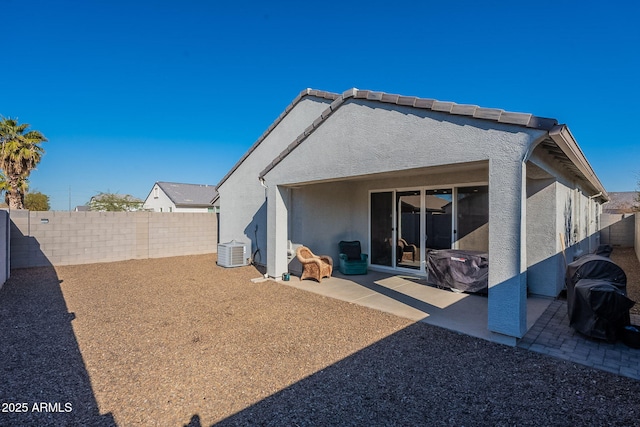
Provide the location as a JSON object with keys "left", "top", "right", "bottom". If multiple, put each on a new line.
{"left": 258, "top": 88, "right": 559, "bottom": 179}
{"left": 156, "top": 182, "right": 218, "bottom": 207}
{"left": 347, "top": 89, "right": 558, "bottom": 130}
{"left": 217, "top": 88, "right": 606, "bottom": 201}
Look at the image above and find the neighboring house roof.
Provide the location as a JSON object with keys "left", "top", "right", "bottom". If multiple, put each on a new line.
{"left": 153, "top": 181, "right": 218, "bottom": 208}
{"left": 216, "top": 88, "right": 608, "bottom": 202}
{"left": 603, "top": 192, "right": 638, "bottom": 213}
{"left": 74, "top": 205, "right": 90, "bottom": 212}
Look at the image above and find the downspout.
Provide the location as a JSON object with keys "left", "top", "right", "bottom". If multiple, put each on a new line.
{"left": 259, "top": 177, "right": 269, "bottom": 190}
{"left": 253, "top": 177, "right": 269, "bottom": 268}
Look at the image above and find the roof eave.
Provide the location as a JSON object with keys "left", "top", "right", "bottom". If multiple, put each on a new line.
{"left": 258, "top": 88, "right": 560, "bottom": 180}
{"left": 216, "top": 89, "right": 340, "bottom": 191}
{"left": 548, "top": 125, "right": 609, "bottom": 202}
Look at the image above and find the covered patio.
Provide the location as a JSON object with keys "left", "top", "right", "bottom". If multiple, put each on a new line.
{"left": 281, "top": 270, "right": 553, "bottom": 347}
{"left": 218, "top": 88, "right": 608, "bottom": 342}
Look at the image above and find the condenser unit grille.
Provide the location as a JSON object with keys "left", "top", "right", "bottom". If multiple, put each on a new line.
{"left": 217, "top": 241, "right": 248, "bottom": 267}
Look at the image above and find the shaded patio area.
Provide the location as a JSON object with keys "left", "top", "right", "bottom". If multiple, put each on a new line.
{"left": 282, "top": 270, "right": 552, "bottom": 347}
{"left": 282, "top": 266, "right": 640, "bottom": 380}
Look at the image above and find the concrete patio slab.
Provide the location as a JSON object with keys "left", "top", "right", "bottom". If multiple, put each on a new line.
{"left": 282, "top": 270, "right": 553, "bottom": 347}
{"left": 282, "top": 268, "right": 640, "bottom": 381}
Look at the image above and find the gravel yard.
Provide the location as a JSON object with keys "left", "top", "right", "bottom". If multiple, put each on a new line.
{"left": 611, "top": 247, "right": 640, "bottom": 316}
{"left": 1, "top": 253, "right": 639, "bottom": 426}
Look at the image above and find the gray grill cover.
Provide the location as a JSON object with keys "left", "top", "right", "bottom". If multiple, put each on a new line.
{"left": 565, "top": 254, "right": 633, "bottom": 342}
{"left": 568, "top": 279, "right": 634, "bottom": 342}
{"left": 427, "top": 249, "right": 488, "bottom": 294}
{"left": 565, "top": 254, "right": 626, "bottom": 288}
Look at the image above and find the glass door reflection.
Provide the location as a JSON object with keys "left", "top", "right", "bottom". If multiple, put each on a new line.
{"left": 396, "top": 190, "right": 421, "bottom": 269}
{"left": 370, "top": 191, "right": 393, "bottom": 267}
{"left": 425, "top": 189, "right": 453, "bottom": 251}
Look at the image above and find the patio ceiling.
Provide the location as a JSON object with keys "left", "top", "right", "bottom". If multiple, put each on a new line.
{"left": 282, "top": 160, "right": 489, "bottom": 189}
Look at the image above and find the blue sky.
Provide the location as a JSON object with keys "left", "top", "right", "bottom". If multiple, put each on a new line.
{"left": 2, "top": 0, "right": 639, "bottom": 210}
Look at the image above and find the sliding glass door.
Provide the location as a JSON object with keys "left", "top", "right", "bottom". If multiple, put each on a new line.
{"left": 370, "top": 185, "right": 488, "bottom": 273}
{"left": 370, "top": 191, "right": 393, "bottom": 267}
{"left": 425, "top": 189, "right": 453, "bottom": 251}
{"left": 396, "top": 190, "right": 422, "bottom": 270}
{"left": 455, "top": 186, "right": 489, "bottom": 251}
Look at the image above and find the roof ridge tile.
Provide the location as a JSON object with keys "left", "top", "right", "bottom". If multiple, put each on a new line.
{"left": 381, "top": 93, "right": 400, "bottom": 103}
{"left": 431, "top": 101, "right": 455, "bottom": 113}
{"left": 498, "top": 111, "right": 533, "bottom": 126}
{"left": 413, "top": 98, "right": 435, "bottom": 109}
{"left": 397, "top": 96, "right": 417, "bottom": 107}
{"left": 451, "top": 104, "right": 479, "bottom": 116}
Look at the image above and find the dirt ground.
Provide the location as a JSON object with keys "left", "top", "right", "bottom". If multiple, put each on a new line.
{"left": 1, "top": 253, "right": 639, "bottom": 426}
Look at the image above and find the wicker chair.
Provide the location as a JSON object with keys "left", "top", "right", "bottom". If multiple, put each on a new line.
{"left": 397, "top": 238, "right": 417, "bottom": 262}
{"left": 296, "top": 246, "right": 333, "bottom": 282}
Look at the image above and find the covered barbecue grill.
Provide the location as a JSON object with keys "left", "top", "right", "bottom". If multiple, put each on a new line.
{"left": 565, "top": 254, "right": 626, "bottom": 288}
{"left": 565, "top": 254, "right": 634, "bottom": 342}
{"left": 427, "top": 249, "right": 488, "bottom": 294}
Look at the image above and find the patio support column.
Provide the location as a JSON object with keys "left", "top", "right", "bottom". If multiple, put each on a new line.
{"left": 487, "top": 159, "right": 527, "bottom": 338}
{"left": 266, "top": 184, "right": 289, "bottom": 279}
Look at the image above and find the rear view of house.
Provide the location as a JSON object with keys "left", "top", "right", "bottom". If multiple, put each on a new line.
{"left": 216, "top": 88, "right": 608, "bottom": 341}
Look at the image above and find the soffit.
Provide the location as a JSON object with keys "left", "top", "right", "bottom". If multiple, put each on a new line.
{"left": 284, "top": 161, "right": 489, "bottom": 188}
{"left": 533, "top": 137, "right": 608, "bottom": 201}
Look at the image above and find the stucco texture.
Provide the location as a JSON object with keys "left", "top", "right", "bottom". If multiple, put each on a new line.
{"left": 220, "top": 92, "right": 606, "bottom": 340}
{"left": 217, "top": 96, "right": 333, "bottom": 260}
{"left": 262, "top": 100, "right": 547, "bottom": 337}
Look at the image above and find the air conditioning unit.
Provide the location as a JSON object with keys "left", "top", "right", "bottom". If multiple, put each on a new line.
{"left": 217, "top": 240, "right": 248, "bottom": 267}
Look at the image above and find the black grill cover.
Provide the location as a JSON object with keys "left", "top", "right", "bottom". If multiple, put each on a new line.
{"left": 565, "top": 254, "right": 626, "bottom": 289}
{"left": 569, "top": 279, "right": 634, "bottom": 342}
{"left": 427, "top": 249, "right": 488, "bottom": 294}
{"left": 565, "top": 254, "right": 633, "bottom": 341}
{"left": 593, "top": 244, "right": 613, "bottom": 258}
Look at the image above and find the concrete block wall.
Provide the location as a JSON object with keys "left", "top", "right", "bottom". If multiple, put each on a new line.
{"left": 600, "top": 213, "right": 635, "bottom": 247}
{"left": 147, "top": 212, "right": 217, "bottom": 258}
{"left": 9, "top": 211, "right": 217, "bottom": 269}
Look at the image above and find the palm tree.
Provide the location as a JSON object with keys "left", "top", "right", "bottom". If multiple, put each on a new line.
{"left": 0, "top": 117, "right": 47, "bottom": 209}
{"left": 0, "top": 172, "right": 29, "bottom": 207}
